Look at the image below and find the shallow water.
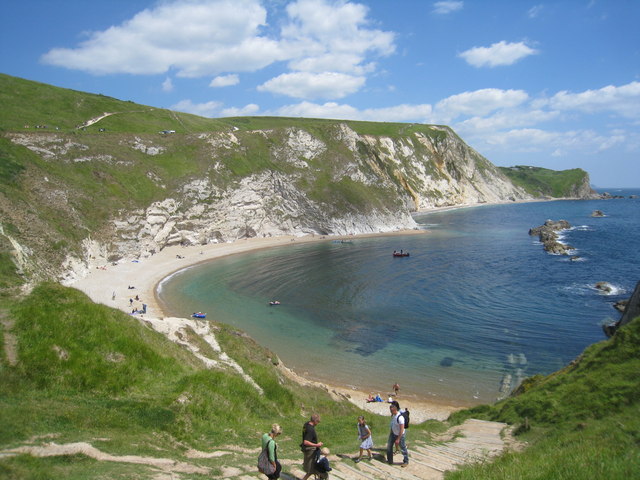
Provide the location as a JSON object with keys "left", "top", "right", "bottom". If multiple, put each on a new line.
{"left": 158, "top": 189, "right": 640, "bottom": 406}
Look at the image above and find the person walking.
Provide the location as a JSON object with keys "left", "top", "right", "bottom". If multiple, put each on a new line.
{"left": 261, "top": 424, "right": 282, "bottom": 479}
{"left": 301, "top": 414, "right": 323, "bottom": 480}
{"left": 386, "top": 401, "right": 408, "bottom": 467}
{"left": 354, "top": 415, "right": 373, "bottom": 462}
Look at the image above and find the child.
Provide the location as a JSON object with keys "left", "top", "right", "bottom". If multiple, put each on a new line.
{"left": 315, "top": 447, "right": 332, "bottom": 479}
{"left": 354, "top": 416, "right": 373, "bottom": 462}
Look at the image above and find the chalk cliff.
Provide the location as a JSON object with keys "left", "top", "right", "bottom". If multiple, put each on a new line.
{"left": 3, "top": 122, "right": 534, "bottom": 283}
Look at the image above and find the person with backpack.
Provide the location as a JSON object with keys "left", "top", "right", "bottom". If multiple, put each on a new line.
{"left": 387, "top": 401, "right": 409, "bottom": 467}
{"left": 259, "top": 424, "right": 282, "bottom": 479}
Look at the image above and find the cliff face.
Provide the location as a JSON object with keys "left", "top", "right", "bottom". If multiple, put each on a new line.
{"left": 3, "top": 122, "right": 532, "bottom": 283}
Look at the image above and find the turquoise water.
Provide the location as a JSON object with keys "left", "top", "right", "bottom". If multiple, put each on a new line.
{"left": 158, "top": 190, "right": 640, "bottom": 406}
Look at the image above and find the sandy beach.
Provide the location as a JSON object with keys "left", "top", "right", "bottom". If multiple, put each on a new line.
{"left": 72, "top": 229, "right": 463, "bottom": 422}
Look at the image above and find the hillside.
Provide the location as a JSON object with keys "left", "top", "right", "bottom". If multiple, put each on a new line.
{"left": 0, "top": 73, "right": 594, "bottom": 289}
{"left": 499, "top": 165, "right": 597, "bottom": 198}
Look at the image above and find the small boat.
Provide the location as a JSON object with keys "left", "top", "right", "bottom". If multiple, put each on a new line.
{"left": 392, "top": 252, "right": 410, "bottom": 257}
{"left": 269, "top": 301, "right": 281, "bottom": 306}
{"left": 191, "top": 312, "right": 206, "bottom": 318}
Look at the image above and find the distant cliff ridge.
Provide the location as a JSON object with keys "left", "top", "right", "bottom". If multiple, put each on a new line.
{"left": 499, "top": 165, "right": 598, "bottom": 199}
{"left": 0, "top": 74, "right": 594, "bottom": 285}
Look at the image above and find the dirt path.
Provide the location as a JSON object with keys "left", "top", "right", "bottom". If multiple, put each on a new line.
{"left": 0, "top": 309, "right": 18, "bottom": 367}
{"left": 76, "top": 112, "right": 117, "bottom": 129}
{"left": 0, "top": 419, "right": 521, "bottom": 479}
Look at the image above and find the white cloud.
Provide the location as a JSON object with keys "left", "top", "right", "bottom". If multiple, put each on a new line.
{"left": 455, "top": 109, "right": 559, "bottom": 133}
{"left": 210, "top": 74, "right": 239, "bottom": 87}
{"left": 547, "top": 81, "right": 640, "bottom": 118}
{"left": 41, "top": 0, "right": 283, "bottom": 76}
{"left": 432, "top": 1, "right": 464, "bottom": 14}
{"left": 476, "top": 128, "right": 629, "bottom": 157}
{"left": 433, "top": 88, "right": 529, "bottom": 122}
{"left": 274, "top": 101, "right": 432, "bottom": 122}
{"left": 282, "top": 0, "right": 395, "bottom": 61}
{"left": 278, "top": 0, "right": 395, "bottom": 81}
{"left": 170, "top": 99, "right": 223, "bottom": 117}
{"left": 258, "top": 72, "right": 366, "bottom": 99}
{"left": 221, "top": 103, "right": 260, "bottom": 116}
{"left": 41, "top": 0, "right": 394, "bottom": 100}
{"left": 459, "top": 41, "right": 539, "bottom": 68}
{"left": 162, "top": 77, "right": 174, "bottom": 92}
{"left": 276, "top": 101, "right": 360, "bottom": 119}
{"left": 527, "top": 5, "right": 543, "bottom": 19}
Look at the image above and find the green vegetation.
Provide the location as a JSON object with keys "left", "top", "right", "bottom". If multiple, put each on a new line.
{"left": 499, "top": 165, "right": 590, "bottom": 198}
{"left": 446, "top": 316, "right": 640, "bottom": 479}
{"left": 1, "top": 283, "right": 441, "bottom": 478}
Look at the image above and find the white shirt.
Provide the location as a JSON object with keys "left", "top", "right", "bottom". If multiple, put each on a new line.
{"left": 390, "top": 412, "right": 405, "bottom": 435}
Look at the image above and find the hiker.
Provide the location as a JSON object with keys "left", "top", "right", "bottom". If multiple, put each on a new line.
{"left": 301, "top": 414, "right": 324, "bottom": 480}
{"left": 387, "top": 401, "right": 408, "bottom": 467}
{"left": 354, "top": 415, "right": 373, "bottom": 462}
{"left": 260, "top": 424, "right": 282, "bottom": 479}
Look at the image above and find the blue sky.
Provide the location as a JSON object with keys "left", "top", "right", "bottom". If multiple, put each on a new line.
{"left": 2, "top": 0, "right": 639, "bottom": 187}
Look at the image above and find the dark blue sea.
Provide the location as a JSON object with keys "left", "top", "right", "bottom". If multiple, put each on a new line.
{"left": 158, "top": 189, "right": 640, "bottom": 406}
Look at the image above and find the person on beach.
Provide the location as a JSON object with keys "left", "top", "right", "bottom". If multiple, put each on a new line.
{"left": 261, "top": 423, "right": 282, "bottom": 479}
{"left": 301, "top": 414, "right": 324, "bottom": 480}
{"left": 387, "top": 401, "right": 409, "bottom": 467}
{"left": 393, "top": 382, "right": 400, "bottom": 396}
{"left": 354, "top": 415, "right": 373, "bottom": 462}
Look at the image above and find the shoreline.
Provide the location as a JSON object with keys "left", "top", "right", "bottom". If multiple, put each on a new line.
{"left": 71, "top": 228, "right": 466, "bottom": 420}
{"left": 72, "top": 198, "right": 573, "bottom": 420}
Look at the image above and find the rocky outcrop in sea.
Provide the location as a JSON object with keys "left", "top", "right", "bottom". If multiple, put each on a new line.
{"left": 529, "top": 219, "right": 574, "bottom": 255}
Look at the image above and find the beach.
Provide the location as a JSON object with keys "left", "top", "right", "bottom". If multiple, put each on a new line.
{"left": 72, "top": 229, "right": 462, "bottom": 422}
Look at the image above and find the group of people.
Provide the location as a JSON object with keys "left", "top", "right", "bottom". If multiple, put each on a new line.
{"left": 259, "top": 401, "right": 410, "bottom": 479}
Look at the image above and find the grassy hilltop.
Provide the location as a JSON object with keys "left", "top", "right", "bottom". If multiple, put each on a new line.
{"left": 1, "top": 73, "right": 637, "bottom": 478}
{"left": 499, "top": 165, "right": 594, "bottom": 198}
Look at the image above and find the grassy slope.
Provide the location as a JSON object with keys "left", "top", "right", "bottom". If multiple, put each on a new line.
{"left": 499, "top": 165, "right": 588, "bottom": 198}
{"left": 446, "top": 316, "right": 640, "bottom": 479}
{"left": 0, "top": 283, "right": 436, "bottom": 478}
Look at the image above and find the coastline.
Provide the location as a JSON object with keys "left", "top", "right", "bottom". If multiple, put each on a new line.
{"left": 71, "top": 228, "right": 466, "bottom": 421}
{"left": 71, "top": 197, "right": 580, "bottom": 420}
{"left": 71, "top": 197, "right": 580, "bottom": 421}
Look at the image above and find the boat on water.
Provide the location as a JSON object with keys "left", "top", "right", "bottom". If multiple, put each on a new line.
{"left": 392, "top": 251, "right": 410, "bottom": 257}
{"left": 269, "top": 301, "right": 281, "bottom": 306}
{"left": 191, "top": 312, "right": 206, "bottom": 318}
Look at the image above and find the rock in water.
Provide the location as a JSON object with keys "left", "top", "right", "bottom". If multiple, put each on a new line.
{"left": 595, "top": 281, "right": 613, "bottom": 293}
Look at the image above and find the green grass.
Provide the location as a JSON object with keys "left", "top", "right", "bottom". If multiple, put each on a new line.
{"left": 446, "top": 316, "right": 640, "bottom": 479}
{"left": 0, "top": 281, "right": 443, "bottom": 478}
{"left": 499, "top": 166, "right": 589, "bottom": 198}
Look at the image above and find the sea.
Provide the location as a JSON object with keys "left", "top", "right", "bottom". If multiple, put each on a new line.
{"left": 158, "top": 188, "right": 640, "bottom": 407}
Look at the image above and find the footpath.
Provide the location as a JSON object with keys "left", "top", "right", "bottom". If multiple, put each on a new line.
{"left": 1, "top": 418, "right": 519, "bottom": 479}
